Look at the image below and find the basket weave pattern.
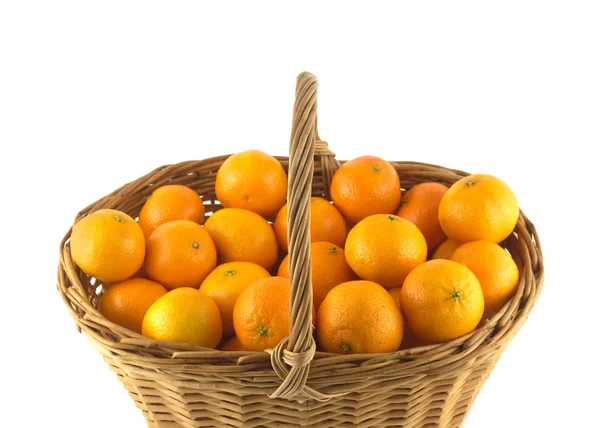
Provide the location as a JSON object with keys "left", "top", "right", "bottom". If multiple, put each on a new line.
{"left": 58, "top": 72, "right": 544, "bottom": 428}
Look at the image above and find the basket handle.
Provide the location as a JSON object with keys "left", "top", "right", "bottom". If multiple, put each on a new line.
{"left": 268, "top": 72, "right": 335, "bottom": 401}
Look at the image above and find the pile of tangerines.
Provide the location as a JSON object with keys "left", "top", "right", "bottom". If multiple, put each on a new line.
{"left": 70, "top": 150, "right": 520, "bottom": 354}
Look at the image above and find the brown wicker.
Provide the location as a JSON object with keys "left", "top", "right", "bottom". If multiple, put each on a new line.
{"left": 57, "top": 72, "right": 544, "bottom": 428}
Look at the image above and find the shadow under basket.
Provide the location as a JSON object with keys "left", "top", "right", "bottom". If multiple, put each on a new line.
{"left": 57, "top": 72, "right": 544, "bottom": 428}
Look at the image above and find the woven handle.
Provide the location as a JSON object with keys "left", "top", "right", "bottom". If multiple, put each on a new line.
{"left": 287, "top": 73, "right": 318, "bottom": 353}
{"left": 268, "top": 72, "right": 336, "bottom": 401}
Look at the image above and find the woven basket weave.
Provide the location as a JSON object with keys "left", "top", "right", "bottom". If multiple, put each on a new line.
{"left": 58, "top": 72, "right": 544, "bottom": 428}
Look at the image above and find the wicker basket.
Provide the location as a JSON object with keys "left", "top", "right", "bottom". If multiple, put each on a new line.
{"left": 58, "top": 72, "right": 544, "bottom": 428}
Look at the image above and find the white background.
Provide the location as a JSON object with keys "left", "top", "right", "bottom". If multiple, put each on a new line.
{"left": 1, "top": 1, "right": 599, "bottom": 427}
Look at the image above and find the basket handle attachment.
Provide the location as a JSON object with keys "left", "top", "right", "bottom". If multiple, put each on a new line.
{"left": 268, "top": 72, "right": 340, "bottom": 401}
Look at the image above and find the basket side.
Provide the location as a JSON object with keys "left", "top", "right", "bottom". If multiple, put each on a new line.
{"left": 103, "top": 343, "right": 500, "bottom": 428}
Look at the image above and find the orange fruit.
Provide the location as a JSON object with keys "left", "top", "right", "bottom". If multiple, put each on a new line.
{"left": 330, "top": 156, "right": 401, "bottom": 224}
{"left": 221, "top": 336, "right": 246, "bottom": 351}
{"left": 396, "top": 182, "right": 448, "bottom": 251}
{"left": 142, "top": 287, "right": 222, "bottom": 348}
{"left": 277, "top": 242, "right": 355, "bottom": 310}
{"left": 233, "top": 277, "right": 316, "bottom": 352}
{"left": 317, "top": 280, "right": 403, "bottom": 354}
{"left": 400, "top": 259, "right": 484, "bottom": 344}
{"left": 273, "top": 197, "right": 347, "bottom": 253}
{"left": 138, "top": 185, "right": 205, "bottom": 238}
{"left": 388, "top": 287, "right": 403, "bottom": 308}
{"left": 199, "top": 262, "right": 271, "bottom": 335}
{"left": 345, "top": 214, "right": 427, "bottom": 289}
{"left": 204, "top": 208, "right": 278, "bottom": 271}
{"left": 438, "top": 174, "right": 519, "bottom": 245}
{"left": 388, "top": 287, "right": 424, "bottom": 350}
{"left": 215, "top": 150, "right": 287, "bottom": 219}
{"left": 70, "top": 209, "right": 145, "bottom": 282}
{"left": 450, "top": 241, "right": 519, "bottom": 313}
{"left": 145, "top": 220, "right": 217, "bottom": 290}
{"left": 431, "top": 239, "right": 458, "bottom": 260}
{"left": 98, "top": 278, "right": 167, "bottom": 334}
